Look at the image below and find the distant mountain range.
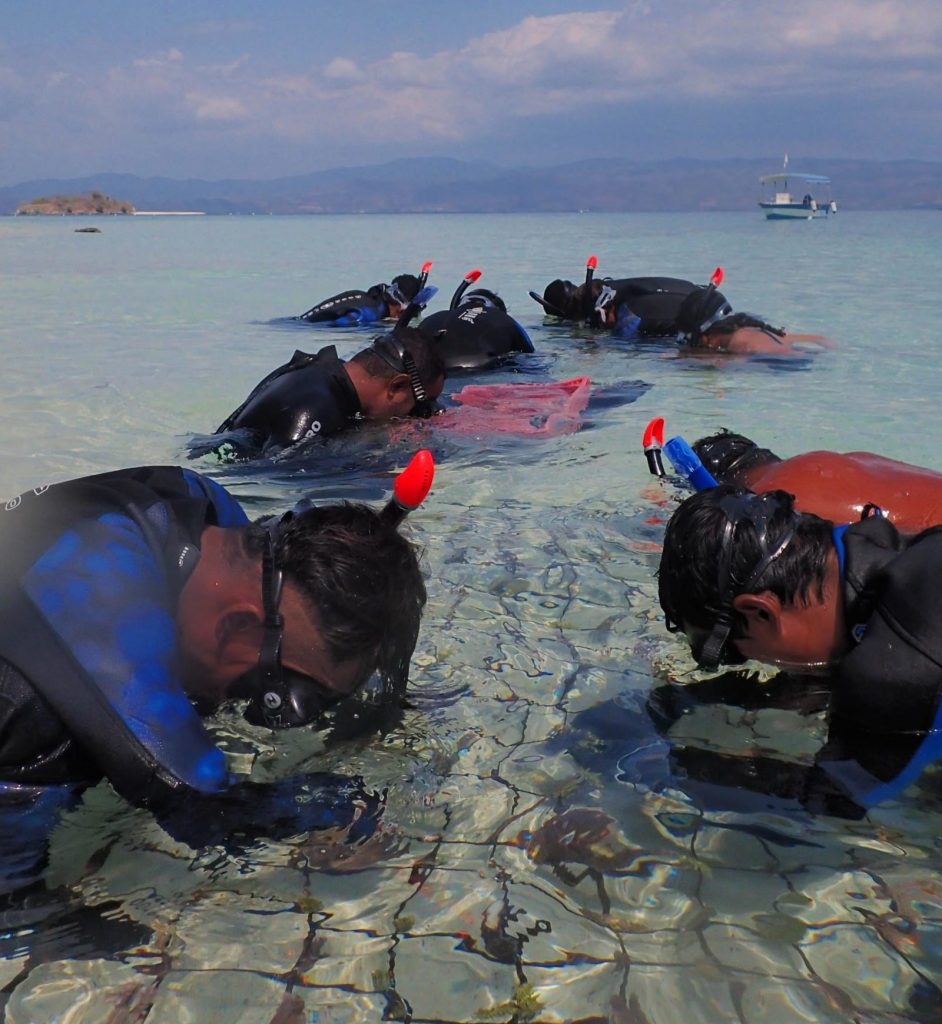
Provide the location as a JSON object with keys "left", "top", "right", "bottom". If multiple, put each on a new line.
{"left": 3, "top": 157, "right": 941, "bottom": 215}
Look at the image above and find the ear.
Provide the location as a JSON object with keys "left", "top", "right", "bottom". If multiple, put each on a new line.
{"left": 732, "top": 591, "right": 782, "bottom": 636}
{"left": 386, "top": 372, "right": 413, "bottom": 398}
{"left": 214, "top": 605, "right": 264, "bottom": 674}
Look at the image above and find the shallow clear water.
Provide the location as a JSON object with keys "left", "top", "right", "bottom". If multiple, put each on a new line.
{"left": 1, "top": 212, "right": 942, "bottom": 1022}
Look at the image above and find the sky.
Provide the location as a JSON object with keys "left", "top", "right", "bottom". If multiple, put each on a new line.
{"left": 2, "top": 0, "right": 941, "bottom": 184}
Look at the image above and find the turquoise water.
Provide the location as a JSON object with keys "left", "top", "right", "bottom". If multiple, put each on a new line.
{"left": 1, "top": 212, "right": 942, "bottom": 1022}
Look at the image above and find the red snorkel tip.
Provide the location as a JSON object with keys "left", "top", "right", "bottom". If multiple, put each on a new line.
{"left": 710, "top": 266, "right": 724, "bottom": 287}
{"left": 642, "top": 417, "right": 666, "bottom": 477}
{"left": 465, "top": 268, "right": 482, "bottom": 284}
{"left": 421, "top": 261, "right": 433, "bottom": 275}
{"left": 383, "top": 450, "right": 435, "bottom": 527}
{"left": 643, "top": 416, "right": 665, "bottom": 449}
{"left": 587, "top": 255, "right": 598, "bottom": 270}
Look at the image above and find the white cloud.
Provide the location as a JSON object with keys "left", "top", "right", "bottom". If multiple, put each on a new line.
{"left": 185, "top": 93, "right": 249, "bottom": 122}
{"left": 3, "top": 1, "right": 942, "bottom": 178}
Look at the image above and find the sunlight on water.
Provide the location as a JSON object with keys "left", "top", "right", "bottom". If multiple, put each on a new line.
{"left": 1, "top": 212, "right": 942, "bottom": 1022}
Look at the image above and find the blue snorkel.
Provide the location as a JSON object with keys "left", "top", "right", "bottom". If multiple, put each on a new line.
{"left": 663, "top": 436, "right": 719, "bottom": 490}
{"left": 642, "top": 416, "right": 718, "bottom": 491}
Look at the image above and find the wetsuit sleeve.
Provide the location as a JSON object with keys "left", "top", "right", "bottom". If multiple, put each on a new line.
{"left": 19, "top": 513, "right": 231, "bottom": 803}
{"left": 299, "top": 290, "right": 386, "bottom": 324}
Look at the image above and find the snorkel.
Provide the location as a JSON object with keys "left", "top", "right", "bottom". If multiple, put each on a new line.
{"left": 529, "top": 287, "right": 568, "bottom": 318}
{"left": 394, "top": 284, "right": 438, "bottom": 330}
{"left": 642, "top": 416, "right": 718, "bottom": 491}
{"left": 450, "top": 268, "right": 483, "bottom": 310}
{"left": 418, "top": 260, "right": 433, "bottom": 291}
{"left": 582, "top": 255, "right": 598, "bottom": 326}
{"left": 380, "top": 448, "right": 436, "bottom": 526}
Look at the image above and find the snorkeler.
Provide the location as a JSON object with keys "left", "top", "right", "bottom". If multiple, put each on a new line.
{"left": 0, "top": 454, "right": 434, "bottom": 844}
{"left": 417, "top": 269, "right": 534, "bottom": 371}
{"left": 214, "top": 324, "right": 446, "bottom": 456}
{"left": 659, "top": 483, "right": 942, "bottom": 741}
{"left": 297, "top": 261, "right": 432, "bottom": 325}
{"left": 533, "top": 260, "right": 826, "bottom": 354}
{"left": 693, "top": 430, "right": 942, "bottom": 532}
{"left": 657, "top": 484, "right": 942, "bottom": 805}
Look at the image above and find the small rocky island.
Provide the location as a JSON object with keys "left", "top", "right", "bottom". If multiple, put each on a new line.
{"left": 15, "top": 191, "right": 135, "bottom": 215}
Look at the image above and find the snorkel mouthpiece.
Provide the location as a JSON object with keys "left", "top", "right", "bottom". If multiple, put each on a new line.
{"left": 664, "top": 436, "right": 719, "bottom": 491}
{"left": 381, "top": 449, "right": 435, "bottom": 526}
{"left": 642, "top": 417, "right": 666, "bottom": 477}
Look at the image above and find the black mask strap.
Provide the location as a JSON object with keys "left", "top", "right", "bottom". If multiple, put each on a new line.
{"left": 372, "top": 334, "right": 432, "bottom": 417}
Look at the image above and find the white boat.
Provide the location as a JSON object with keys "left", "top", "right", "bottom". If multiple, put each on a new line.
{"left": 759, "top": 158, "right": 837, "bottom": 220}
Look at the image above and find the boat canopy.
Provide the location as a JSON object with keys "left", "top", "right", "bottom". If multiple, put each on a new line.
{"left": 759, "top": 172, "right": 831, "bottom": 184}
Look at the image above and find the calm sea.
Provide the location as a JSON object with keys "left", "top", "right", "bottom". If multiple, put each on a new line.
{"left": 1, "top": 211, "right": 941, "bottom": 1022}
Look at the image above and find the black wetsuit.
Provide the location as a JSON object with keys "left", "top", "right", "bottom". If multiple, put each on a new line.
{"left": 216, "top": 345, "right": 362, "bottom": 454}
{"left": 418, "top": 305, "right": 534, "bottom": 371}
{"left": 298, "top": 287, "right": 390, "bottom": 325}
{"left": 818, "top": 517, "right": 942, "bottom": 800}
{"left": 605, "top": 277, "right": 699, "bottom": 338}
{"left": 0, "top": 467, "right": 380, "bottom": 856}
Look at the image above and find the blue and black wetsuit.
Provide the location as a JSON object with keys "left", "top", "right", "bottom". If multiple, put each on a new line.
{"left": 298, "top": 286, "right": 390, "bottom": 325}
{"left": 418, "top": 306, "right": 533, "bottom": 371}
{"left": 215, "top": 345, "right": 362, "bottom": 455}
{"left": 0, "top": 467, "right": 381, "bottom": 851}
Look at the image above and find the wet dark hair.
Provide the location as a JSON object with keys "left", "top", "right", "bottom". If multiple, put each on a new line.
{"left": 543, "top": 279, "right": 581, "bottom": 320}
{"left": 658, "top": 485, "right": 833, "bottom": 659}
{"left": 693, "top": 430, "right": 782, "bottom": 485}
{"left": 244, "top": 503, "right": 427, "bottom": 703}
{"left": 706, "top": 312, "right": 786, "bottom": 339}
{"left": 352, "top": 326, "right": 446, "bottom": 391}
{"left": 390, "top": 274, "right": 421, "bottom": 303}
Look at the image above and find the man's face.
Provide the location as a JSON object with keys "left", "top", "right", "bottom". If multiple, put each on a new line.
{"left": 367, "top": 371, "right": 445, "bottom": 421}
{"left": 278, "top": 586, "right": 369, "bottom": 702}
{"left": 683, "top": 570, "right": 847, "bottom": 672}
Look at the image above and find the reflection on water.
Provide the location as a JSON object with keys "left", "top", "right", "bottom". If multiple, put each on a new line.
{"left": 2, "top": 213, "right": 942, "bottom": 1022}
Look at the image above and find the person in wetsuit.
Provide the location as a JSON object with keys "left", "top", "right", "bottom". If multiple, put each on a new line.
{"left": 0, "top": 464, "right": 429, "bottom": 852}
{"left": 538, "top": 274, "right": 700, "bottom": 339}
{"left": 213, "top": 326, "right": 446, "bottom": 456}
{"left": 534, "top": 269, "right": 825, "bottom": 354}
{"left": 657, "top": 484, "right": 942, "bottom": 807}
{"left": 418, "top": 285, "right": 534, "bottom": 371}
{"left": 693, "top": 430, "right": 942, "bottom": 532}
{"left": 297, "top": 269, "right": 426, "bottom": 325}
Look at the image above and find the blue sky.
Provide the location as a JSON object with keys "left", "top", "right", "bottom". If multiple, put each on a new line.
{"left": 2, "top": 0, "right": 941, "bottom": 183}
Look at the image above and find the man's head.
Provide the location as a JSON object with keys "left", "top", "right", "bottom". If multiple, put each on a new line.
{"left": 383, "top": 274, "right": 422, "bottom": 318}
{"left": 693, "top": 431, "right": 782, "bottom": 486}
{"left": 675, "top": 287, "right": 734, "bottom": 344}
{"left": 542, "top": 279, "right": 582, "bottom": 320}
{"left": 348, "top": 327, "right": 446, "bottom": 420}
{"left": 658, "top": 486, "right": 846, "bottom": 671}
{"left": 179, "top": 504, "right": 427, "bottom": 728}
